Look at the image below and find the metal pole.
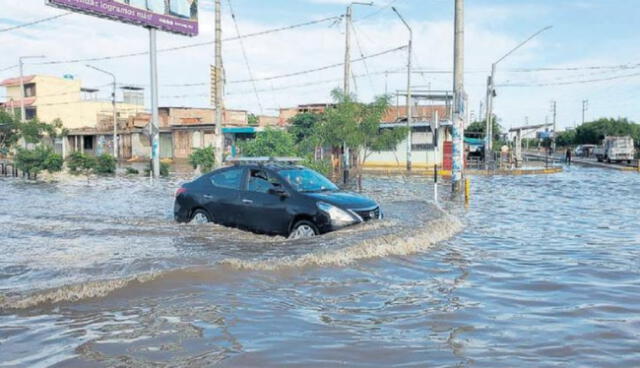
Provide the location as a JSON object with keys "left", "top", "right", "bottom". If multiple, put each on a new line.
{"left": 551, "top": 100, "right": 557, "bottom": 153}
{"left": 214, "top": 0, "right": 224, "bottom": 167}
{"left": 87, "top": 65, "right": 118, "bottom": 160}
{"left": 19, "top": 59, "right": 25, "bottom": 123}
{"left": 149, "top": 28, "right": 160, "bottom": 179}
{"left": 17, "top": 56, "right": 46, "bottom": 122}
{"left": 112, "top": 77, "right": 117, "bottom": 159}
{"left": 452, "top": 0, "right": 465, "bottom": 192}
{"left": 343, "top": 5, "right": 352, "bottom": 96}
{"left": 392, "top": 7, "right": 413, "bottom": 172}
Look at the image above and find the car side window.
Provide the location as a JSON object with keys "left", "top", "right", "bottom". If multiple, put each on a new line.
{"left": 247, "top": 169, "right": 280, "bottom": 193}
{"left": 210, "top": 168, "right": 243, "bottom": 190}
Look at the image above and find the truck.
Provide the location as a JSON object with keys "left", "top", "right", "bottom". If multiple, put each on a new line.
{"left": 594, "top": 136, "right": 635, "bottom": 164}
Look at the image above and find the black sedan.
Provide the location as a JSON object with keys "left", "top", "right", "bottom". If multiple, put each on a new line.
{"left": 174, "top": 160, "right": 382, "bottom": 239}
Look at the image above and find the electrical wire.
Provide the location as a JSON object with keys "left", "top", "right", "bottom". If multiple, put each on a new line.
{"left": 226, "top": 0, "right": 263, "bottom": 114}
{"left": 33, "top": 16, "right": 343, "bottom": 66}
{"left": 229, "top": 45, "right": 407, "bottom": 84}
{"left": 499, "top": 71, "right": 640, "bottom": 87}
{"left": 0, "top": 12, "right": 71, "bottom": 33}
{"left": 351, "top": 22, "right": 375, "bottom": 91}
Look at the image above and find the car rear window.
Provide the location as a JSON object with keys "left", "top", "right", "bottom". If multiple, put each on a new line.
{"left": 210, "top": 168, "right": 243, "bottom": 190}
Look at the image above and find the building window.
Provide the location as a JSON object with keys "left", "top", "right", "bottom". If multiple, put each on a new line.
{"left": 25, "top": 107, "right": 37, "bottom": 120}
{"left": 84, "top": 136, "right": 94, "bottom": 150}
{"left": 24, "top": 83, "right": 36, "bottom": 97}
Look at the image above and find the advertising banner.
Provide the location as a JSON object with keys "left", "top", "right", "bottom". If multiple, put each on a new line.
{"left": 47, "top": 0, "right": 198, "bottom": 36}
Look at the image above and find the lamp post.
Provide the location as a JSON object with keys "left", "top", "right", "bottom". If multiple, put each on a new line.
{"left": 484, "top": 25, "right": 552, "bottom": 165}
{"left": 392, "top": 6, "right": 413, "bottom": 172}
{"left": 87, "top": 64, "right": 118, "bottom": 160}
{"left": 343, "top": 1, "right": 373, "bottom": 184}
{"left": 18, "top": 55, "right": 45, "bottom": 122}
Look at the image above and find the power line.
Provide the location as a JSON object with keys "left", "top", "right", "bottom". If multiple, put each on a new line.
{"left": 499, "top": 71, "right": 640, "bottom": 87}
{"left": 351, "top": 23, "right": 375, "bottom": 91}
{"left": 0, "top": 12, "right": 71, "bottom": 33}
{"left": 0, "top": 65, "right": 18, "bottom": 73}
{"left": 33, "top": 16, "right": 343, "bottom": 66}
{"left": 227, "top": 0, "right": 263, "bottom": 114}
{"left": 229, "top": 45, "right": 407, "bottom": 84}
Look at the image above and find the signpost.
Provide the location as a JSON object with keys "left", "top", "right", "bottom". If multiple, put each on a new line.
{"left": 46, "top": 0, "right": 199, "bottom": 178}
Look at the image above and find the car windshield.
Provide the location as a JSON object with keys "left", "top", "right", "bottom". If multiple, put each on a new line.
{"left": 279, "top": 168, "right": 338, "bottom": 192}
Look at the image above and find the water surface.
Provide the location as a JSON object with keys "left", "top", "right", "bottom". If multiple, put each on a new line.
{"left": 1, "top": 167, "right": 639, "bottom": 367}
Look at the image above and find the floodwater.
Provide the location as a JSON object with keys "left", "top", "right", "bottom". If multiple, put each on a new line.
{"left": 0, "top": 167, "right": 639, "bottom": 367}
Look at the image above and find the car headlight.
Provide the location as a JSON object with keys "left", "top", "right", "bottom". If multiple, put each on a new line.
{"left": 317, "top": 202, "right": 362, "bottom": 228}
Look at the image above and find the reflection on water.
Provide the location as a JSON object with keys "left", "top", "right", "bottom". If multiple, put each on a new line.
{"left": 1, "top": 167, "right": 640, "bottom": 367}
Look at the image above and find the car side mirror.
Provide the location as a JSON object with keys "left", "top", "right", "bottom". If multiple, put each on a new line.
{"left": 269, "top": 187, "right": 289, "bottom": 197}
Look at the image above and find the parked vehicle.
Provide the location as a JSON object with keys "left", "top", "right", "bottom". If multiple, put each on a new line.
{"left": 174, "top": 158, "right": 382, "bottom": 239}
{"left": 574, "top": 144, "right": 596, "bottom": 158}
{"left": 594, "top": 136, "right": 635, "bottom": 163}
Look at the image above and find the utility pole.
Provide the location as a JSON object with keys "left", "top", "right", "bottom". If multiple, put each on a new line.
{"left": 581, "top": 99, "right": 589, "bottom": 125}
{"left": 18, "top": 56, "right": 45, "bottom": 122}
{"left": 392, "top": 6, "right": 413, "bottom": 171}
{"left": 149, "top": 29, "right": 160, "bottom": 178}
{"left": 87, "top": 65, "right": 118, "bottom": 160}
{"left": 551, "top": 100, "right": 557, "bottom": 152}
{"left": 342, "top": 2, "right": 372, "bottom": 183}
{"left": 483, "top": 25, "right": 552, "bottom": 167}
{"left": 214, "top": 0, "right": 224, "bottom": 167}
{"left": 451, "top": 0, "right": 465, "bottom": 192}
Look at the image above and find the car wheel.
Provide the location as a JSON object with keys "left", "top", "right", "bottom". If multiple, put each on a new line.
{"left": 190, "top": 209, "right": 212, "bottom": 224}
{"left": 289, "top": 220, "right": 319, "bottom": 239}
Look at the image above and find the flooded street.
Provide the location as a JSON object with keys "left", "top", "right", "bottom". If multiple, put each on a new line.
{"left": 1, "top": 167, "right": 639, "bottom": 367}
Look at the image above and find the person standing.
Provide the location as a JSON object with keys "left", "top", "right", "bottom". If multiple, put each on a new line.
{"left": 566, "top": 148, "right": 572, "bottom": 166}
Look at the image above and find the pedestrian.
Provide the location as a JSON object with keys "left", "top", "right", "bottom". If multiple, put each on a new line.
{"left": 566, "top": 148, "right": 572, "bottom": 166}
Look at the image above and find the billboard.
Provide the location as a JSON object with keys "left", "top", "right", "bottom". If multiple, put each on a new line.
{"left": 46, "top": 0, "right": 198, "bottom": 36}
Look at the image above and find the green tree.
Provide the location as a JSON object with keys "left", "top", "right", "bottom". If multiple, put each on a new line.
{"left": 288, "top": 112, "right": 322, "bottom": 145}
{"left": 188, "top": 146, "right": 216, "bottom": 172}
{"left": 465, "top": 117, "right": 502, "bottom": 141}
{"left": 314, "top": 89, "right": 405, "bottom": 168}
{"left": 0, "top": 111, "right": 20, "bottom": 155}
{"left": 248, "top": 113, "right": 259, "bottom": 126}
{"left": 555, "top": 130, "right": 576, "bottom": 147}
{"left": 20, "top": 118, "right": 67, "bottom": 145}
{"left": 14, "top": 145, "right": 63, "bottom": 178}
{"left": 239, "top": 128, "right": 298, "bottom": 157}
{"left": 574, "top": 118, "right": 640, "bottom": 146}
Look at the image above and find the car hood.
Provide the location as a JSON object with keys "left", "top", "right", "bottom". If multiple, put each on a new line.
{"left": 305, "top": 191, "right": 378, "bottom": 210}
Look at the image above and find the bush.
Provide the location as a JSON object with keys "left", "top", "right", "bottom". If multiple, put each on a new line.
{"left": 125, "top": 167, "right": 139, "bottom": 175}
{"left": 303, "top": 158, "right": 332, "bottom": 177}
{"left": 145, "top": 161, "right": 171, "bottom": 177}
{"left": 188, "top": 146, "right": 216, "bottom": 173}
{"left": 94, "top": 154, "right": 117, "bottom": 174}
{"left": 239, "top": 129, "right": 298, "bottom": 157}
{"left": 160, "top": 162, "right": 170, "bottom": 177}
{"left": 14, "top": 145, "right": 63, "bottom": 178}
{"left": 66, "top": 152, "right": 96, "bottom": 174}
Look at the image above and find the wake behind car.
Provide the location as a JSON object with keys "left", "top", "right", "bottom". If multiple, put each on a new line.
{"left": 174, "top": 157, "right": 382, "bottom": 239}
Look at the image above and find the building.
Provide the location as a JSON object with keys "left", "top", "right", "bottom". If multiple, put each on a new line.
{"left": 277, "top": 98, "right": 456, "bottom": 170}
{"left": 0, "top": 74, "right": 143, "bottom": 129}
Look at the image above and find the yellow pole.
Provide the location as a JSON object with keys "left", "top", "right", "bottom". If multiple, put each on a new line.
{"left": 464, "top": 177, "right": 471, "bottom": 203}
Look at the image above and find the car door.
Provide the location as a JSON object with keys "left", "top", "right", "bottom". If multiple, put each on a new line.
{"left": 204, "top": 167, "right": 245, "bottom": 226}
{"left": 240, "top": 168, "right": 291, "bottom": 235}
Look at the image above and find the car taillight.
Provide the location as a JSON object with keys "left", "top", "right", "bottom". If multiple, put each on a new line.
{"left": 175, "top": 188, "right": 187, "bottom": 197}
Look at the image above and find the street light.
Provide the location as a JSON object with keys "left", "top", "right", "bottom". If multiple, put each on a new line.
{"left": 18, "top": 55, "right": 45, "bottom": 122}
{"left": 484, "top": 25, "right": 552, "bottom": 161}
{"left": 343, "top": 1, "right": 373, "bottom": 184}
{"left": 391, "top": 6, "right": 413, "bottom": 171}
{"left": 86, "top": 64, "right": 118, "bottom": 160}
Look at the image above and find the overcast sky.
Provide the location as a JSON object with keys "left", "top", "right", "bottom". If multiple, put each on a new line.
{"left": 1, "top": 0, "right": 639, "bottom": 130}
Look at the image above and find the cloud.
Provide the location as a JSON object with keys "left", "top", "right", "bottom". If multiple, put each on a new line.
{"left": 1, "top": 1, "right": 638, "bottom": 128}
